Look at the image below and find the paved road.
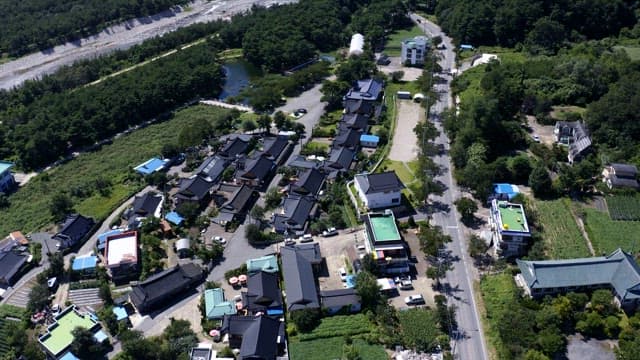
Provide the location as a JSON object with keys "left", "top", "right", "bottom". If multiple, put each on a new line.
{"left": 0, "top": 0, "right": 297, "bottom": 90}
{"left": 411, "top": 13, "right": 489, "bottom": 360}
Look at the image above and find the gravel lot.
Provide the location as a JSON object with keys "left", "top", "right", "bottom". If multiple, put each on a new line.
{"left": 388, "top": 99, "right": 423, "bottom": 161}
{"left": 0, "top": 0, "right": 298, "bottom": 90}
{"left": 377, "top": 56, "right": 423, "bottom": 81}
{"left": 316, "top": 230, "right": 364, "bottom": 291}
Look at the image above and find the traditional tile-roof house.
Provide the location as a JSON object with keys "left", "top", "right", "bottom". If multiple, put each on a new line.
{"left": 237, "top": 155, "right": 275, "bottom": 188}
{"left": 175, "top": 175, "right": 214, "bottom": 207}
{"left": 131, "top": 192, "right": 164, "bottom": 218}
{"left": 332, "top": 126, "right": 361, "bottom": 150}
{"left": 343, "top": 99, "right": 376, "bottom": 116}
{"left": 280, "top": 246, "right": 320, "bottom": 311}
{"left": 196, "top": 156, "right": 229, "bottom": 183}
{"left": 212, "top": 184, "right": 258, "bottom": 225}
{"left": 341, "top": 113, "right": 369, "bottom": 131}
{"left": 516, "top": 248, "right": 640, "bottom": 310}
{"left": 219, "top": 136, "right": 250, "bottom": 159}
{"left": 554, "top": 121, "right": 592, "bottom": 164}
{"left": 602, "top": 163, "right": 639, "bottom": 190}
{"left": 325, "top": 147, "right": 354, "bottom": 171}
{"left": 290, "top": 168, "right": 325, "bottom": 197}
{"left": 53, "top": 214, "right": 95, "bottom": 249}
{"left": 0, "top": 251, "right": 28, "bottom": 286}
{"left": 130, "top": 263, "right": 203, "bottom": 313}
{"left": 272, "top": 196, "right": 316, "bottom": 234}
{"left": 220, "top": 315, "right": 285, "bottom": 360}
{"left": 354, "top": 171, "right": 404, "bottom": 209}
{"left": 241, "top": 271, "right": 283, "bottom": 316}
{"left": 261, "top": 136, "right": 292, "bottom": 165}
{"left": 344, "top": 79, "right": 384, "bottom": 102}
{"left": 204, "top": 288, "right": 236, "bottom": 319}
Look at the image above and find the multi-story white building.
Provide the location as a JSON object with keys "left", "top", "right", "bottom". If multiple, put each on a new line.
{"left": 489, "top": 199, "right": 531, "bottom": 257}
{"left": 401, "top": 36, "right": 429, "bottom": 66}
{"left": 354, "top": 171, "right": 404, "bottom": 210}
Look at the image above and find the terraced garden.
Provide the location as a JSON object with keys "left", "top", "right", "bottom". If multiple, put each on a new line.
{"left": 533, "top": 199, "right": 591, "bottom": 259}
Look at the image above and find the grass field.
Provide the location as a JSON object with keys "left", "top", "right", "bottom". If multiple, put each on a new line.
{"left": 584, "top": 208, "right": 640, "bottom": 254}
{"left": 383, "top": 25, "right": 425, "bottom": 57}
{"left": 289, "top": 314, "right": 386, "bottom": 359}
{"left": 614, "top": 45, "right": 640, "bottom": 61}
{"left": 0, "top": 105, "right": 230, "bottom": 235}
{"left": 380, "top": 160, "right": 416, "bottom": 186}
{"left": 480, "top": 272, "right": 520, "bottom": 360}
{"left": 605, "top": 195, "right": 640, "bottom": 221}
{"left": 533, "top": 199, "right": 591, "bottom": 259}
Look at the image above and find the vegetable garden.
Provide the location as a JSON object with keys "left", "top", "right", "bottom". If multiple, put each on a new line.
{"left": 605, "top": 195, "right": 640, "bottom": 221}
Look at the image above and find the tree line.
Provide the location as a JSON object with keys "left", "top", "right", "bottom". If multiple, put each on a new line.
{"left": 0, "top": 42, "right": 224, "bottom": 169}
{"left": 0, "top": 0, "right": 192, "bottom": 57}
{"left": 433, "top": 0, "right": 637, "bottom": 54}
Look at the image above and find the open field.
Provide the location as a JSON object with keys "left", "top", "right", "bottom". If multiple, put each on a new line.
{"left": 584, "top": 208, "right": 640, "bottom": 254}
{"left": 288, "top": 314, "right": 386, "bottom": 360}
{"left": 384, "top": 25, "right": 426, "bottom": 57}
{"left": 0, "top": 105, "right": 229, "bottom": 235}
{"left": 533, "top": 199, "right": 591, "bottom": 259}
{"left": 605, "top": 195, "right": 640, "bottom": 221}
{"left": 480, "top": 273, "right": 520, "bottom": 360}
{"left": 614, "top": 45, "right": 640, "bottom": 61}
{"left": 381, "top": 160, "right": 416, "bottom": 186}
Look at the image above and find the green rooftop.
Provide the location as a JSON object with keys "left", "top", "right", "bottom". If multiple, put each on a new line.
{"left": 496, "top": 201, "right": 530, "bottom": 233}
{"left": 40, "top": 307, "right": 97, "bottom": 356}
{"left": 368, "top": 213, "right": 401, "bottom": 242}
{"left": 204, "top": 288, "right": 236, "bottom": 319}
{"left": 246, "top": 255, "right": 279, "bottom": 274}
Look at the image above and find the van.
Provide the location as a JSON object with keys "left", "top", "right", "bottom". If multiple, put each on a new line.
{"left": 299, "top": 234, "right": 313, "bottom": 243}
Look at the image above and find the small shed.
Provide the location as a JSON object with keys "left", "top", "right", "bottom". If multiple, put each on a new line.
{"left": 360, "top": 134, "right": 380, "bottom": 148}
{"left": 134, "top": 157, "right": 169, "bottom": 176}
{"left": 165, "top": 212, "right": 184, "bottom": 226}
{"left": 460, "top": 44, "right": 474, "bottom": 51}
{"left": 175, "top": 238, "right": 191, "bottom": 258}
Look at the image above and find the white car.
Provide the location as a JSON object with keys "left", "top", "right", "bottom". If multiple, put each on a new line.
{"left": 404, "top": 294, "right": 425, "bottom": 305}
{"left": 213, "top": 236, "right": 227, "bottom": 245}
{"left": 322, "top": 227, "right": 338, "bottom": 237}
{"left": 299, "top": 234, "right": 313, "bottom": 243}
{"left": 399, "top": 280, "right": 414, "bottom": 290}
{"left": 338, "top": 267, "right": 348, "bottom": 282}
{"left": 532, "top": 134, "right": 541, "bottom": 143}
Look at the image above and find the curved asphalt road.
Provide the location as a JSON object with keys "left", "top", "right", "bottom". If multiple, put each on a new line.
{"left": 410, "top": 13, "right": 490, "bottom": 360}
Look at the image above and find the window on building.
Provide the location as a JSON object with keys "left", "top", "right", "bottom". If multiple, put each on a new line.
{"left": 392, "top": 198, "right": 399, "bottom": 203}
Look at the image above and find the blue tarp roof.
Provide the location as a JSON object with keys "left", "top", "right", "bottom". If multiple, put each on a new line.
{"left": 71, "top": 256, "right": 98, "bottom": 271}
{"left": 112, "top": 306, "right": 128, "bottom": 321}
{"left": 360, "top": 134, "right": 380, "bottom": 143}
{"left": 345, "top": 275, "right": 357, "bottom": 289}
{"left": 460, "top": 44, "right": 474, "bottom": 50}
{"left": 493, "top": 183, "right": 520, "bottom": 200}
{"left": 267, "top": 308, "right": 284, "bottom": 316}
{"left": 166, "top": 212, "right": 184, "bottom": 225}
{"left": 98, "top": 229, "right": 124, "bottom": 250}
{"left": 134, "top": 157, "right": 169, "bottom": 175}
{"left": 59, "top": 352, "right": 79, "bottom": 360}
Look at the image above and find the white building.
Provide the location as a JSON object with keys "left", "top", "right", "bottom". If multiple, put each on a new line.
{"left": 489, "top": 199, "right": 531, "bottom": 257}
{"left": 354, "top": 171, "right": 404, "bottom": 210}
{"left": 349, "top": 33, "right": 364, "bottom": 56}
{"left": 401, "top": 36, "right": 429, "bottom": 66}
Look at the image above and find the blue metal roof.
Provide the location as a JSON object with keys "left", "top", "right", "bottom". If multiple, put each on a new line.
{"left": 166, "top": 211, "right": 184, "bottom": 225}
{"left": 360, "top": 134, "right": 379, "bottom": 143}
{"left": 0, "top": 161, "right": 13, "bottom": 174}
{"left": 134, "top": 157, "right": 169, "bottom": 175}
{"left": 59, "top": 352, "right": 79, "bottom": 360}
{"left": 112, "top": 306, "right": 128, "bottom": 321}
{"left": 71, "top": 256, "right": 98, "bottom": 271}
{"left": 93, "top": 330, "right": 108, "bottom": 343}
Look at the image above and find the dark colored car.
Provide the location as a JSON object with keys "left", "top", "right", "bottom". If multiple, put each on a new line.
{"left": 297, "top": 108, "right": 308, "bottom": 114}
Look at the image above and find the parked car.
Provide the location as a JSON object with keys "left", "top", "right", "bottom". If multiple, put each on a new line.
{"left": 284, "top": 239, "right": 296, "bottom": 246}
{"left": 299, "top": 234, "right": 313, "bottom": 243}
{"left": 297, "top": 108, "right": 308, "bottom": 114}
{"left": 352, "top": 259, "right": 362, "bottom": 274}
{"left": 213, "top": 236, "right": 227, "bottom": 245}
{"left": 322, "top": 227, "right": 338, "bottom": 237}
{"left": 404, "top": 294, "right": 425, "bottom": 305}
{"left": 338, "top": 267, "right": 348, "bottom": 282}
{"left": 399, "top": 280, "right": 413, "bottom": 290}
{"left": 532, "top": 134, "right": 541, "bottom": 143}
{"left": 394, "top": 274, "right": 411, "bottom": 284}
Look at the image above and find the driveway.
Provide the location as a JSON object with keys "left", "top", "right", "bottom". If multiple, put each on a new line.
{"left": 388, "top": 100, "right": 423, "bottom": 161}
{"left": 377, "top": 56, "right": 423, "bottom": 81}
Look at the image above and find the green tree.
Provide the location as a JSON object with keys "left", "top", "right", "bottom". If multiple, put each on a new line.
{"left": 273, "top": 111, "right": 287, "bottom": 130}
{"left": 257, "top": 115, "right": 271, "bottom": 134}
{"left": 417, "top": 223, "right": 452, "bottom": 258}
{"left": 468, "top": 234, "right": 488, "bottom": 258}
{"left": 176, "top": 202, "right": 200, "bottom": 225}
{"left": 355, "top": 271, "right": 382, "bottom": 312}
{"left": 0, "top": 192, "right": 9, "bottom": 208}
{"left": 454, "top": 197, "right": 477, "bottom": 223}
{"left": 50, "top": 192, "right": 73, "bottom": 222}
{"left": 320, "top": 80, "right": 351, "bottom": 111}
{"left": 28, "top": 282, "right": 50, "bottom": 312}
{"left": 71, "top": 326, "right": 104, "bottom": 358}
{"left": 536, "top": 327, "right": 564, "bottom": 356}
{"left": 161, "top": 318, "right": 198, "bottom": 358}
{"left": 245, "top": 224, "right": 267, "bottom": 244}
{"left": 48, "top": 252, "right": 65, "bottom": 278}
{"left": 250, "top": 205, "right": 265, "bottom": 224}
{"left": 99, "top": 282, "right": 113, "bottom": 306}
{"left": 529, "top": 165, "right": 552, "bottom": 198}
{"left": 120, "top": 330, "right": 159, "bottom": 360}
{"left": 264, "top": 187, "right": 283, "bottom": 210}
{"left": 290, "top": 308, "right": 321, "bottom": 333}
{"left": 524, "top": 349, "right": 550, "bottom": 360}
{"left": 525, "top": 17, "right": 566, "bottom": 55}
{"left": 222, "top": 167, "right": 234, "bottom": 182}
{"left": 242, "top": 119, "right": 257, "bottom": 132}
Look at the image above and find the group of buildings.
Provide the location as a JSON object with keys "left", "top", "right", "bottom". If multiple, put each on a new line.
{"left": 271, "top": 78, "right": 386, "bottom": 235}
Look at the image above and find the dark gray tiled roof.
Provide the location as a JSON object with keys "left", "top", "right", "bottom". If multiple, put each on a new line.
{"left": 219, "top": 137, "right": 249, "bottom": 158}
{"left": 196, "top": 156, "right": 229, "bottom": 182}
{"left": 293, "top": 243, "right": 322, "bottom": 265}
{"left": 130, "top": 263, "right": 203, "bottom": 312}
{"left": 177, "top": 176, "right": 213, "bottom": 201}
{"left": 327, "top": 147, "right": 354, "bottom": 170}
{"left": 343, "top": 99, "right": 375, "bottom": 115}
{"left": 291, "top": 168, "right": 325, "bottom": 196}
{"left": 221, "top": 184, "right": 256, "bottom": 213}
{"left": 354, "top": 171, "right": 404, "bottom": 194}
{"left": 344, "top": 79, "right": 383, "bottom": 101}
{"left": 132, "top": 192, "right": 162, "bottom": 217}
{"left": 333, "top": 127, "right": 361, "bottom": 149}
{"left": 281, "top": 246, "right": 319, "bottom": 311}
{"left": 610, "top": 163, "right": 638, "bottom": 178}
{"left": 244, "top": 271, "right": 283, "bottom": 311}
{"left": 341, "top": 113, "right": 369, "bottom": 130}
{"left": 320, "top": 288, "right": 360, "bottom": 309}
{"left": 239, "top": 156, "right": 275, "bottom": 182}
{"left": 517, "top": 248, "right": 640, "bottom": 302}
{"left": 263, "top": 136, "right": 290, "bottom": 160}
{"left": 0, "top": 252, "right": 27, "bottom": 285}
{"left": 52, "top": 214, "right": 95, "bottom": 247}
{"left": 221, "top": 315, "right": 283, "bottom": 359}
{"left": 282, "top": 196, "right": 315, "bottom": 229}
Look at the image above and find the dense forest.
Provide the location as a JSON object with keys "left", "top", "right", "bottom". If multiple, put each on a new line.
{"left": 433, "top": 0, "right": 638, "bottom": 52}
{"left": 0, "top": 0, "right": 190, "bottom": 57}
{"left": 0, "top": 0, "right": 409, "bottom": 169}
{"left": 0, "top": 42, "right": 224, "bottom": 169}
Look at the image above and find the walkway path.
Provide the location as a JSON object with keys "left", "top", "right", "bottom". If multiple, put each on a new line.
{"left": 388, "top": 100, "right": 423, "bottom": 161}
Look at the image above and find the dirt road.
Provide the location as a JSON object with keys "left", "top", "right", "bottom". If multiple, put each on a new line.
{"left": 0, "top": 0, "right": 297, "bottom": 90}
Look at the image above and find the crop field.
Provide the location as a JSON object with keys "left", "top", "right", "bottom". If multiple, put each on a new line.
{"left": 584, "top": 208, "right": 640, "bottom": 254}
{"left": 0, "top": 105, "right": 230, "bottom": 235}
{"left": 289, "top": 314, "right": 386, "bottom": 360}
{"left": 605, "top": 195, "right": 640, "bottom": 221}
{"left": 480, "top": 273, "right": 520, "bottom": 360}
{"left": 533, "top": 200, "right": 590, "bottom": 259}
